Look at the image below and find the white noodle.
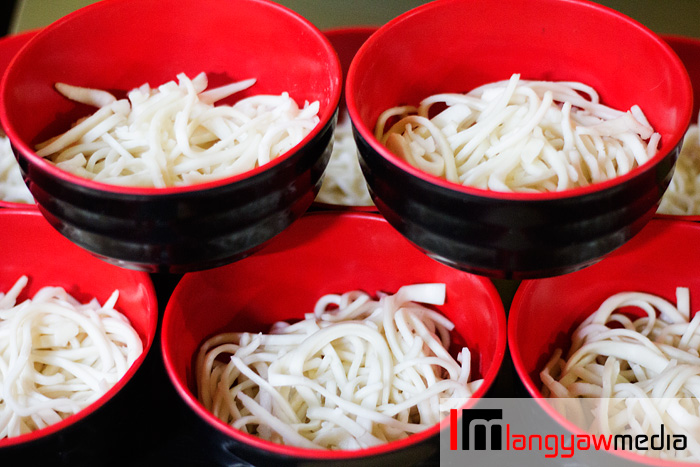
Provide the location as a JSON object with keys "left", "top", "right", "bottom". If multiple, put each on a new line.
{"left": 542, "top": 287, "right": 700, "bottom": 461}
{"left": 0, "top": 276, "right": 143, "bottom": 439}
{"left": 36, "top": 72, "right": 320, "bottom": 188}
{"left": 376, "top": 73, "right": 659, "bottom": 192}
{"left": 315, "top": 113, "right": 373, "bottom": 206}
{"left": 0, "top": 133, "right": 33, "bottom": 204}
{"left": 196, "top": 283, "right": 481, "bottom": 450}
{"left": 658, "top": 113, "right": 700, "bottom": 215}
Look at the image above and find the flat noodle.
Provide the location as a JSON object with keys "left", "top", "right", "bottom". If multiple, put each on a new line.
{"left": 0, "top": 276, "right": 143, "bottom": 439}
{"left": 0, "top": 133, "right": 33, "bottom": 204}
{"left": 36, "top": 72, "right": 320, "bottom": 188}
{"left": 658, "top": 115, "right": 700, "bottom": 215}
{"left": 196, "top": 283, "right": 482, "bottom": 450}
{"left": 542, "top": 287, "right": 700, "bottom": 461}
{"left": 315, "top": 113, "right": 373, "bottom": 207}
{"left": 376, "top": 73, "right": 659, "bottom": 192}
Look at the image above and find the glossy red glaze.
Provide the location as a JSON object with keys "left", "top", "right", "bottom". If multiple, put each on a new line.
{"left": 0, "top": 30, "right": 38, "bottom": 209}
{"left": 0, "top": 209, "right": 157, "bottom": 460}
{"left": 509, "top": 219, "right": 700, "bottom": 466}
{"left": 162, "top": 211, "right": 506, "bottom": 466}
{"left": 0, "top": 0, "right": 342, "bottom": 271}
{"left": 346, "top": 0, "right": 693, "bottom": 278}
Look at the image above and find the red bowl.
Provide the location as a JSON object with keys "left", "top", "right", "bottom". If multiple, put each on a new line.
{"left": 509, "top": 219, "right": 700, "bottom": 466}
{"left": 0, "top": 209, "right": 158, "bottom": 465}
{"left": 346, "top": 0, "right": 693, "bottom": 279}
{"left": 312, "top": 26, "right": 379, "bottom": 212}
{"left": 0, "top": 30, "right": 38, "bottom": 209}
{"left": 162, "top": 211, "right": 506, "bottom": 466}
{"left": 0, "top": 0, "right": 342, "bottom": 272}
{"left": 656, "top": 34, "right": 700, "bottom": 222}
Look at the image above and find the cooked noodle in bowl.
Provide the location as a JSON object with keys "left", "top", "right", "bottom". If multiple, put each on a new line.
{"left": 0, "top": 276, "right": 143, "bottom": 439}
{"left": 345, "top": 0, "right": 693, "bottom": 278}
{"left": 162, "top": 211, "right": 506, "bottom": 466}
{"left": 196, "top": 283, "right": 481, "bottom": 450}
{"left": 315, "top": 114, "right": 373, "bottom": 207}
{"left": 0, "top": 0, "right": 342, "bottom": 271}
{"left": 376, "top": 74, "right": 660, "bottom": 192}
{"left": 0, "top": 133, "right": 32, "bottom": 204}
{"left": 541, "top": 287, "right": 700, "bottom": 462}
{"left": 509, "top": 219, "right": 700, "bottom": 466}
{"left": 0, "top": 209, "right": 157, "bottom": 465}
{"left": 36, "top": 73, "right": 321, "bottom": 188}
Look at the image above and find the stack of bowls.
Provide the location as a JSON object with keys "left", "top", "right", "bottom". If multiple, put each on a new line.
{"left": 0, "top": 0, "right": 698, "bottom": 465}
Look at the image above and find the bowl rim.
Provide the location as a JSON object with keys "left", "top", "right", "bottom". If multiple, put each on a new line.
{"left": 345, "top": 0, "right": 694, "bottom": 202}
{"left": 0, "top": 208, "right": 158, "bottom": 449}
{"left": 508, "top": 219, "right": 700, "bottom": 466}
{"left": 0, "top": 0, "right": 342, "bottom": 197}
{"left": 161, "top": 210, "right": 508, "bottom": 460}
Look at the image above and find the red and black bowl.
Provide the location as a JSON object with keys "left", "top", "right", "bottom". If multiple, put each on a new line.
{"left": 509, "top": 219, "right": 700, "bottom": 466}
{"left": 162, "top": 211, "right": 506, "bottom": 466}
{"left": 0, "top": 209, "right": 158, "bottom": 466}
{"left": 346, "top": 0, "right": 693, "bottom": 279}
{"left": 0, "top": 0, "right": 342, "bottom": 273}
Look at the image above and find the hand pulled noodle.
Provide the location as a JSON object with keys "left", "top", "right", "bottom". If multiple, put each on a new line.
{"left": 375, "top": 73, "right": 659, "bottom": 192}
{"left": 0, "top": 276, "right": 143, "bottom": 439}
{"left": 658, "top": 114, "right": 700, "bottom": 215}
{"left": 196, "top": 283, "right": 482, "bottom": 450}
{"left": 541, "top": 287, "right": 700, "bottom": 461}
{"left": 36, "top": 72, "right": 321, "bottom": 188}
{"left": 0, "top": 133, "right": 33, "bottom": 204}
{"left": 315, "top": 113, "right": 373, "bottom": 207}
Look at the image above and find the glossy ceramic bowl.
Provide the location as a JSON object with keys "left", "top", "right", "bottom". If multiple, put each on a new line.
{"left": 0, "top": 0, "right": 342, "bottom": 272}
{"left": 656, "top": 35, "right": 700, "bottom": 222}
{"left": 0, "top": 209, "right": 158, "bottom": 465}
{"left": 162, "top": 211, "right": 506, "bottom": 466}
{"left": 0, "top": 30, "right": 37, "bottom": 209}
{"left": 312, "top": 27, "right": 378, "bottom": 212}
{"left": 509, "top": 219, "right": 700, "bottom": 466}
{"left": 346, "top": 0, "right": 693, "bottom": 279}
